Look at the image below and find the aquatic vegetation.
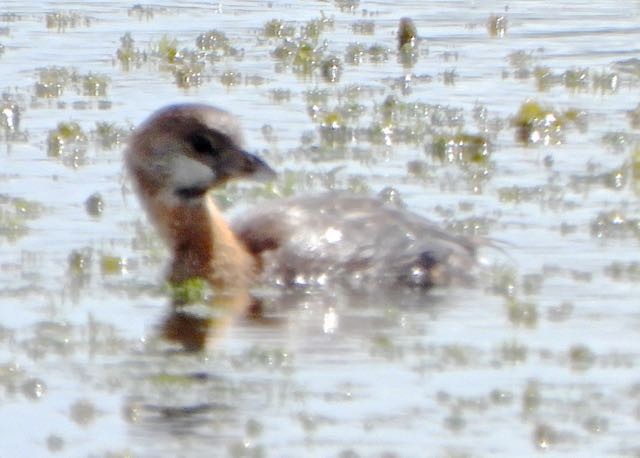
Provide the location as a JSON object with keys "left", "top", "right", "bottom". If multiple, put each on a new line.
{"left": 344, "top": 43, "right": 366, "bottom": 65}
{"left": 320, "top": 55, "right": 343, "bottom": 83}
{"left": 67, "top": 248, "right": 92, "bottom": 283}
{"left": 613, "top": 57, "right": 640, "bottom": 79}
{"left": 397, "top": 17, "right": 418, "bottom": 49}
{"left": 406, "top": 160, "right": 428, "bottom": 178}
{"left": 47, "top": 121, "right": 88, "bottom": 167}
{"left": 568, "top": 345, "right": 596, "bottom": 371}
{"left": 172, "top": 57, "right": 205, "bottom": 88}
{"left": 235, "top": 344, "right": 293, "bottom": 371}
{"left": 301, "top": 16, "right": 334, "bottom": 42}
{"left": 0, "top": 195, "right": 43, "bottom": 242}
{"left": 500, "top": 340, "right": 528, "bottom": 364}
{"left": 0, "top": 97, "right": 23, "bottom": 140}
{"left": 627, "top": 103, "right": 640, "bottom": 129}
{"left": 335, "top": 0, "right": 359, "bottom": 13}
{"left": 512, "top": 100, "right": 579, "bottom": 145}
{"left": 268, "top": 88, "right": 291, "bottom": 103}
{"left": 167, "top": 277, "right": 209, "bottom": 306}
{"left": 69, "top": 399, "right": 97, "bottom": 426}
{"left": 631, "top": 146, "right": 640, "bottom": 193}
{"left": 590, "top": 210, "right": 640, "bottom": 239}
{"left": 344, "top": 43, "right": 390, "bottom": 65}
{"left": 84, "top": 193, "right": 104, "bottom": 217}
{"left": 367, "top": 44, "right": 390, "bottom": 63}
{"left": 82, "top": 73, "right": 109, "bottom": 96}
{"left": 497, "top": 184, "right": 565, "bottom": 207}
{"left": 563, "top": 68, "right": 590, "bottom": 91}
{"left": 533, "top": 424, "right": 559, "bottom": 450}
{"left": 128, "top": 4, "right": 155, "bottom": 20}
{"left": 377, "top": 186, "right": 406, "bottom": 209}
{"left": 263, "top": 19, "right": 295, "bottom": 39}
{"left": 351, "top": 20, "right": 375, "bottom": 35}
{"left": 487, "top": 14, "right": 507, "bottom": 38}
{"left": 445, "top": 216, "right": 493, "bottom": 237}
{"left": 45, "top": 12, "right": 91, "bottom": 31}
{"left": 100, "top": 255, "right": 127, "bottom": 275}
{"left": 508, "top": 50, "right": 537, "bottom": 71}
{"left": 592, "top": 70, "right": 619, "bottom": 93}
{"left": 219, "top": 70, "right": 242, "bottom": 87}
{"left": 34, "top": 66, "right": 70, "bottom": 98}
{"left": 268, "top": 17, "right": 336, "bottom": 78}
{"left": 603, "top": 261, "right": 640, "bottom": 282}
{"left": 92, "top": 121, "right": 128, "bottom": 149}
{"left": 430, "top": 133, "right": 491, "bottom": 166}
{"left": 196, "top": 30, "right": 240, "bottom": 58}
{"left": 505, "top": 298, "right": 538, "bottom": 328}
{"left": 34, "top": 66, "right": 109, "bottom": 98}
{"left": 115, "top": 33, "right": 147, "bottom": 70}
{"left": 156, "top": 35, "right": 179, "bottom": 64}
{"left": 521, "top": 380, "right": 541, "bottom": 414}
{"left": 397, "top": 17, "right": 419, "bottom": 68}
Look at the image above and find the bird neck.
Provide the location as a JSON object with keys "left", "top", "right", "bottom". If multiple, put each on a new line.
{"left": 144, "top": 191, "right": 255, "bottom": 291}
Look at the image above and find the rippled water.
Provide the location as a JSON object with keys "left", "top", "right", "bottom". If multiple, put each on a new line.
{"left": 1, "top": 1, "right": 639, "bottom": 456}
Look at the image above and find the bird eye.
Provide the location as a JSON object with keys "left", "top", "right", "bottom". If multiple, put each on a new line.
{"left": 188, "top": 132, "right": 214, "bottom": 154}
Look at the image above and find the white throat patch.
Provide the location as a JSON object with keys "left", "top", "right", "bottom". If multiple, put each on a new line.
{"left": 170, "top": 153, "right": 215, "bottom": 190}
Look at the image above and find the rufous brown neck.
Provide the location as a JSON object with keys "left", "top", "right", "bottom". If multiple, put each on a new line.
{"left": 132, "top": 169, "right": 255, "bottom": 291}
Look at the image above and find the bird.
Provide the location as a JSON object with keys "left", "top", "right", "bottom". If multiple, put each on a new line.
{"left": 125, "top": 103, "right": 478, "bottom": 296}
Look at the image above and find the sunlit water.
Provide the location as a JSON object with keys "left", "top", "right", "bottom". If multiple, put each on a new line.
{"left": 1, "top": 1, "right": 639, "bottom": 456}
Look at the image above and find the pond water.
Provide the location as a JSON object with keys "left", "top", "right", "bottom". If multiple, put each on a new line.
{"left": 1, "top": 1, "right": 639, "bottom": 456}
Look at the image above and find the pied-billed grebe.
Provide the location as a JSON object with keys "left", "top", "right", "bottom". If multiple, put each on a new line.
{"left": 125, "top": 103, "right": 477, "bottom": 292}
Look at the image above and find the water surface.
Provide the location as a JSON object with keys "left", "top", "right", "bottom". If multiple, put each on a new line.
{"left": 1, "top": 1, "right": 639, "bottom": 456}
